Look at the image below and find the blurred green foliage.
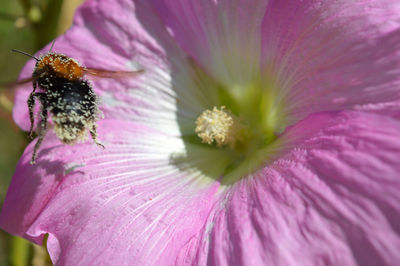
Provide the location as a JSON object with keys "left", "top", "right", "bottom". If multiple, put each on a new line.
{"left": 0, "top": 1, "right": 84, "bottom": 265}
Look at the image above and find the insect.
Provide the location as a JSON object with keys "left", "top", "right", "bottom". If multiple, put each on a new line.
{"left": 12, "top": 43, "right": 143, "bottom": 164}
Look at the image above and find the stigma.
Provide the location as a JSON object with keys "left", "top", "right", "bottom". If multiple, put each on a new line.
{"left": 195, "top": 106, "right": 243, "bottom": 148}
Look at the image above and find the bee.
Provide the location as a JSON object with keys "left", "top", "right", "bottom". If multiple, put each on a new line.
{"left": 12, "top": 43, "right": 143, "bottom": 164}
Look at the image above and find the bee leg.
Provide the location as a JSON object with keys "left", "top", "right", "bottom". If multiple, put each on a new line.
{"left": 32, "top": 79, "right": 37, "bottom": 93}
{"left": 89, "top": 124, "right": 105, "bottom": 149}
{"left": 31, "top": 97, "right": 48, "bottom": 165}
{"left": 27, "top": 91, "right": 45, "bottom": 139}
{"left": 27, "top": 93, "right": 36, "bottom": 139}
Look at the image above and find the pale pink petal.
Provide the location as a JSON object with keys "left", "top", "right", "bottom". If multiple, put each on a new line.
{"left": 144, "top": 0, "right": 400, "bottom": 125}
{"left": 260, "top": 0, "right": 400, "bottom": 124}
{"left": 0, "top": 120, "right": 221, "bottom": 265}
{"left": 148, "top": 0, "right": 269, "bottom": 85}
{"left": 179, "top": 111, "right": 400, "bottom": 265}
{"left": 13, "top": 0, "right": 210, "bottom": 136}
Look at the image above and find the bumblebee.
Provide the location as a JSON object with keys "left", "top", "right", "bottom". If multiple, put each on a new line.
{"left": 12, "top": 47, "right": 143, "bottom": 164}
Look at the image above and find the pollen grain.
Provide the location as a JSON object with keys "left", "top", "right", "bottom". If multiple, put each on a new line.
{"left": 195, "top": 106, "right": 242, "bottom": 147}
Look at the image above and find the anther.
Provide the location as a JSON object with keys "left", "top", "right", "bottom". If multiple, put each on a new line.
{"left": 195, "top": 106, "right": 243, "bottom": 147}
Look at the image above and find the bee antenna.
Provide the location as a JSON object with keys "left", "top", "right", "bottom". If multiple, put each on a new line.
{"left": 49, "top": 39, "right": 56, "bottom": 52}
{"left": 11, "top": 49, "right": 39, "bottom": 61}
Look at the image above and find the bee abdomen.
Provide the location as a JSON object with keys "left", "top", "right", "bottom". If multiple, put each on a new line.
{"left": 43, "top": 77, "right": 99, "bottom": 144}
{"left": 53, "top": 112, "right": 93, "bottom": 144}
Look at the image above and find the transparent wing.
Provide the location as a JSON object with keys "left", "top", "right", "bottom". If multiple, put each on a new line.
{"left": 0, "top": 77, "right": 34, "bottom": 89}
{"left": 83, "top": 68, "right": 144, "bottom": 79}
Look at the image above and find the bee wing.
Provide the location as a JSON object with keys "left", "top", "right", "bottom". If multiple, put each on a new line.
{"left": 83, "top": 68, "right": 144, "bottom": 79}
{"left": 0, "top": 77, "right": 34, "bottom": 89}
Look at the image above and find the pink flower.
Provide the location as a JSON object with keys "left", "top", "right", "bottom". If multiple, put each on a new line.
{"left": 2, "top": 0, "right": 400, "bottom": 265}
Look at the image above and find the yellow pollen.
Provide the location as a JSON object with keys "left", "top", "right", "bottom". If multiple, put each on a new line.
{"left": 195, "top": 106, "right": 241, "bottom": 147}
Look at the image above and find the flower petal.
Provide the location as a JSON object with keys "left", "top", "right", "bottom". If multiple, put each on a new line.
{"left": 260, "top": 0, "right": 400, "bottom": 124}
{"left": 147, "top": 0, "right": 269, "bottom": 86}
{"left": 179, "top": 111, "right": 400, "bottom": 265}
{"left": 13, "top": 0, "right": 211, "bottom": 136}
{"left": 0, "top": 120, "right": 222, "bottom": 265}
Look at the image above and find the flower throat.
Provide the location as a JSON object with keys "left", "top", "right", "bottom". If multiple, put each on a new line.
{"left": 179, "top": 62, "right": 287, "bottom": 184}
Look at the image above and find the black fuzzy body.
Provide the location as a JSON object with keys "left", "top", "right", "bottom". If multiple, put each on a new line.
{"left": 37, "top": 75, "right": 98, "bottom": 123}
{"left": 28, "top": 69, "right": 103, "bottom": 164}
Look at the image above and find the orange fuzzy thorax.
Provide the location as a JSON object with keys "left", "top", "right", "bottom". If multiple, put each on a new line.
{"left": 36, "top": 53, "right": 84, "bottom": 80}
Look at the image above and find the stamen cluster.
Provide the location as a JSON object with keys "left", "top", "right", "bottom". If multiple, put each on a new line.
{"left": 195, "top": 106, "right": 240, "bottom": 147}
